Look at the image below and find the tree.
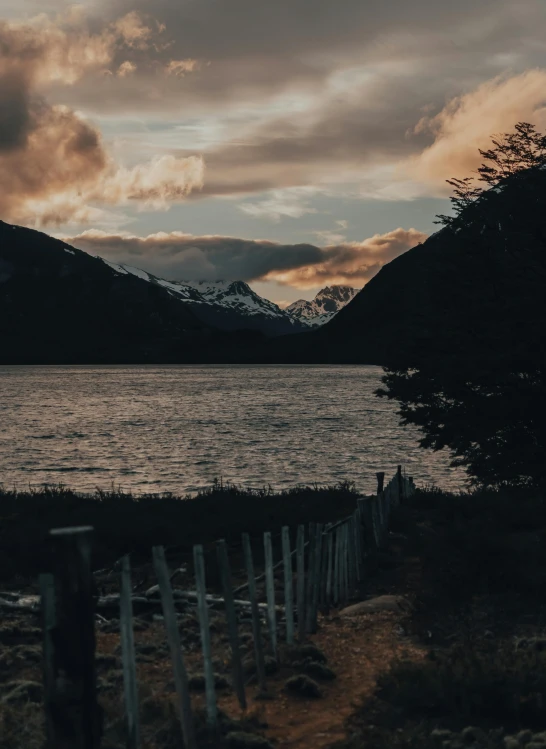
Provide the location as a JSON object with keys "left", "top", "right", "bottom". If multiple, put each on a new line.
{"left": 376, "top": 122, "right": 546, "bottom": 490}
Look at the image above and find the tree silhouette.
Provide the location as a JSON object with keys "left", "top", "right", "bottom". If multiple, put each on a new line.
{"left": 376, "top": 122, "right": 546, "bottom": 490}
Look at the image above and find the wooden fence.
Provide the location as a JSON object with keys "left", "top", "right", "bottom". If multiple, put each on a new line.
{"left": 39, "top": 466, "right": 416, "bottom": 748}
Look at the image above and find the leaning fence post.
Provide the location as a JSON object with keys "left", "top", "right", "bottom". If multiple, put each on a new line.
{"left": 120, "top": 555, "right": 140, "bottom": 749}
{"left": 242, "top": 533, "right": 267, "bottom": 691}
{"left": 353, "top": 511, "right": 362, "bottom": 584}
{"left": 216, "top": 540, "right": 246, "bottom": 710}
{"left": 263, "top": 532, "right": 278, "bottom": 660}
{"left": 281, "top": 527, "right": 295, "bottom": 645}
{"left": 304, "top": 522, "right": 316, "bottom": 632}
{"left": 45, "top": 526, "right": 101, "bottom": 749}
{"left": 326, "top": 528, "right": 334, "bottom": 608}
{"left": 319, "top": 524, "right": 330, "bottom": 610}
{"left": 39, "top": 573, "right": 56, "bottom": 747}
{"left": 309, "top": 523, "right": 323, "bottom": 633}
{"left": 152, "top": 546, "right": 196, "bottom": 749}
{"left": 296, "top": 525, "right": 306, "bottom": 643}
{"left": 333, "top": 525, "right": 341, "bottom": 606}
{"left": 193, "top": 544, "right": 218, "bottom": 730}
{"left": 342, "top": 523, "right": 349, "bottom": 605}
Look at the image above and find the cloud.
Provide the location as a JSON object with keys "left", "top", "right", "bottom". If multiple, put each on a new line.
{"left": 238, "top": 188, "right": 319, "bottom": 222}
{"left": 0, "top": 11, "right": 203, "bottom": 225}
{"left": 63, "top": 226, "right": 428, "bottom": 288}
{"left": 397, "top": 69, "right": 546, "bottom": 191}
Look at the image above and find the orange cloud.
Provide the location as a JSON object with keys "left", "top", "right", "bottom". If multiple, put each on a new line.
{"left": 64, "top": 226, "right": 427, "bottom": 289}
{"left": 398, "top": 69, "right": 546, "bottom": 190}
{"left": 0, "top": 11, "right": 203, "bottom": 226}
{"left": 263, "top": 228, "right": 429, "bottom": 288}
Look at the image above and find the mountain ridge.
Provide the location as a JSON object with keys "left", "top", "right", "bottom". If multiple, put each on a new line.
{"left": 286, "top": 285, "right": 360, "bottom": 327}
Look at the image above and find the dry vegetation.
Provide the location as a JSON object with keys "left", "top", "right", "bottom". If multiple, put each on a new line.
{"left": 3, "top": 484, "right": 546, "bottom": 748}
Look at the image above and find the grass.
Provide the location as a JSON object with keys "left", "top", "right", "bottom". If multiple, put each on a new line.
{"left": 0, "top": 479, "right": 360, "bottom": 583}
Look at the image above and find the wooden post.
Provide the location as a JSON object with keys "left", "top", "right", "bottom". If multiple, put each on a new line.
{"left": 333, "top": 525, "right": 341, "bottom": 606}
{"left": 326, "top": 528, "right": 334, "bottom": 607}
{"left": 296, "top": 525, "right": 306, "bottom": 643}
{"left": 342, "top": 524, "right": 349, "bottom": 605}
{"left": 193, "top": 545, "right": 218, "bottom": 729}
{"left": 319, "top": 524, "right": 330, "bottom": 610}
{"left": 45, "top": 526, "right": 102, "bottom": 749}
{"left": 347, "top": 515, "right": 356, "bottom": 593}
{"left": 242, "top": 534, "right": 267, "bottom": 690}
{"left": 263, "top": 532, "right": 278, "bottom": 660}
{"left": 353, "top": 511, "right": 362, "bottom": 584}
{"left": 376, "top": 472, "right": 385, "bottom": 494}
{"left": 304, "top": 522, "right": 316, "bottom": 632}
{"left": 152, "top": 546, "right": 196, "bottom": 749}
{"left": 120, "top": 556, "right": 140, "bottom": 749}
{"left": 216, "top": 540, "right": 246, "bottom": 710}
{"left": 397, "top": 464, "right": 403, "bottom": 506}
{"left": 281, "top": 527, "right": 295, "bottom": 645}
{"left": 39, "top": 573, "right": 56, "bottom": 746}
{"left": 309, "top": 523, "right": 323, "bottom": 633}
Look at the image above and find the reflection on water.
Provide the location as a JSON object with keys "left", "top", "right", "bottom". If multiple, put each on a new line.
{"left": 0, "top": 365, "right": 468, "bottom": 495}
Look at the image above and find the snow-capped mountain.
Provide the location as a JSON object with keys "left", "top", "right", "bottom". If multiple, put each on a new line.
{"left": 98, "top": 262, "right": 307, "bottom": 336}
{"left": 286, "top": 285, "right": 360, "bottom": 327}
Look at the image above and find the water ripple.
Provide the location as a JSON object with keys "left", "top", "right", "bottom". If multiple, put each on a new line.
{"left": 0, "top": 365, "right": 469, "bottom": 495}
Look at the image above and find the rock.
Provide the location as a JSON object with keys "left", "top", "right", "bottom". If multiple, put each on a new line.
{"left": 285, "top": 644, "right": 327, "bottom": 664}
{"left": 243, "top": 655, "right": 278, "bottom": 676}
{"left": 292, "top": 660, "right": 336, "bottom": 680}
{"left": 187, "top": 673, "right": 231, "bottom": 691}
{"left": 339, "top": 595, "right": 413, "bottom": 616}
{"left": 283, "top": 674, "right": 322, "bottom": 698}
{"left": 225, "top": 731, "right": 274, "bottom": 748}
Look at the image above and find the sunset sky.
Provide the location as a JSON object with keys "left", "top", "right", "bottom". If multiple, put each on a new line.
{"left": 1, "top": 0, "right": 546, "bottom": 304}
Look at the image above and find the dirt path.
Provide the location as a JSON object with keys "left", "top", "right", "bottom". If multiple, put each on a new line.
{"left": 217, "top": 610, "right": 428, "bottom": 749}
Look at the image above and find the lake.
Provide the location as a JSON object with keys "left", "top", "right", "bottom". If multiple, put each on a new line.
{"left": 0, "top": 365, "right": 468, "bottom": 495}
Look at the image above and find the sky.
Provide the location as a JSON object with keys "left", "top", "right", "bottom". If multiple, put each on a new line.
{"left": 1, "top": 1, "right": 546, "bottom": 305}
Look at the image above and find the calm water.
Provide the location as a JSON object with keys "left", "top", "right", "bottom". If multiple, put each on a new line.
{"left": 0, "top": 365, "right": 468, "bottom": 495}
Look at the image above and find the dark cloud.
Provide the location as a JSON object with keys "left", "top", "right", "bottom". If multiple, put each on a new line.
{"left": 64, "top": 226, "right": 428, "bottom": 288}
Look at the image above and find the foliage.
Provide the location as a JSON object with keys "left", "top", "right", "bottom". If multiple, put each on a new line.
{"left": 377, "top": 122, "right": 546, "bottom": 489}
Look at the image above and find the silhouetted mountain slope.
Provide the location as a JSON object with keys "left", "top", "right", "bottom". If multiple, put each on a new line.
{"left": 270, "top": 167, "right": 546, "bottom": 364}
{"left": 0, "top": 221, "right": 266, "bottom": 363}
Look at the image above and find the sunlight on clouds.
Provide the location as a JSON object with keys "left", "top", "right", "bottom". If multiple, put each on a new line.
{"left": 397, "top": 69, "right": 546, "bottom": 189}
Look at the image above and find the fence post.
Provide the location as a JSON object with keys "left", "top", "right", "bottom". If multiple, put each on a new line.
{"left": 326, "top": 528, "right": 334, "bottom": 608}
{"left": 319, "top": 524, "right": 330, "bottom": 610}
{"left": 353, "top": 511, "right": 362, "bottom": 584}
{"left": 193, "top": 544, "right": 218, "bottom": 730}
{"left": 309, "top": 523, "right": 323, "bottom": 633}
{"left": 45, "top": 526, "right": 102, "bottom": 749}
{"left": 152, "top": 546, "right": 196, "bottom": 749}
{"left": 304, "top": 522, "right": 316, "bottom": 632}
{"left": 263, "top": 532, "right": 278, "bottom": 660}
{"left": 120, "top": 556, "right": 140, "bottom": 749}
{"left": 333, "top": 525, "right": 341, "bottom": 606}
{"left": 376, "top": 472, "right": 385, "bottom": 494}
{"left": 216, "top": 540, "right": 246, "bottom": 710}
{"left": 397, "top": 464, "right": 403, "bottom": 506}
{"left": 281, "top": 527, "right": 295, "bottom": 645}
{"left": 296, "top": 525, "right": 306, "bottom": 643}
{"left": 242, "top": 533, "right": 267, "bottom": 691}
{"left": 342, "top": 523, "right": 349, "bottom": 605}
{"left": 39, "top": 573, "right": 56, "bottom": 747}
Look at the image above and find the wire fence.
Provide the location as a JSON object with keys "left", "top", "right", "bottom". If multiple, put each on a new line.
{"left": 38, "top": 465, "right": 416, "bottom": 749}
